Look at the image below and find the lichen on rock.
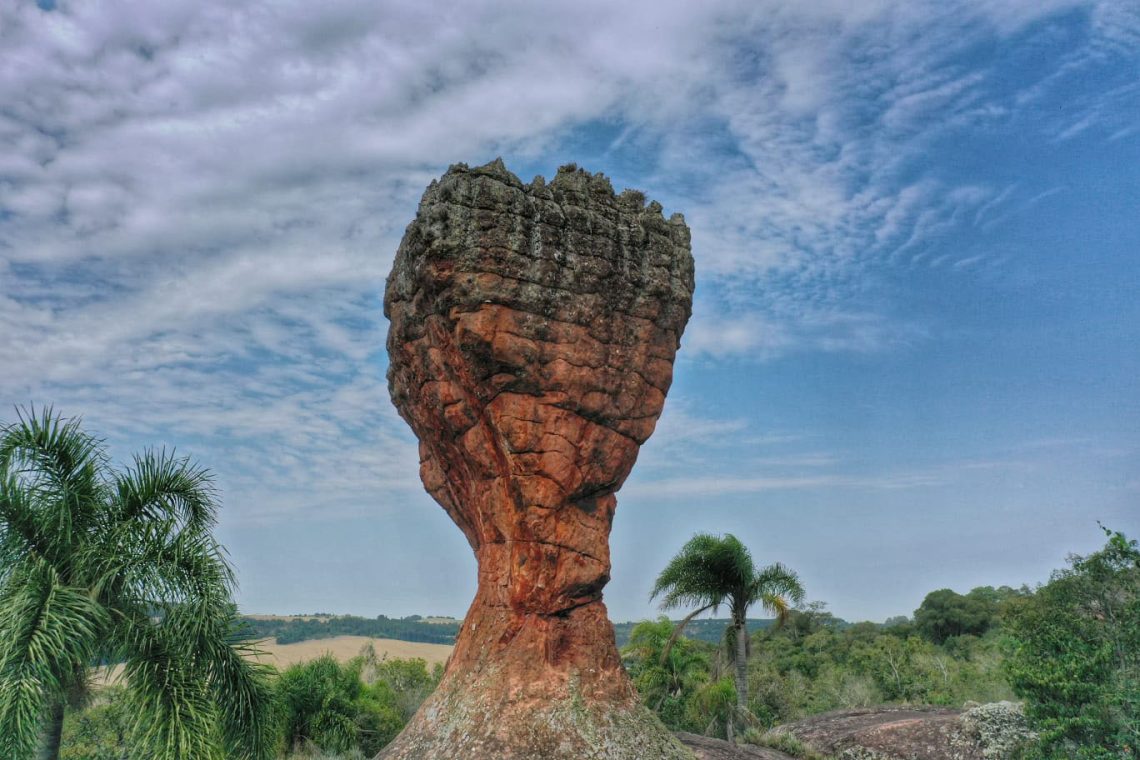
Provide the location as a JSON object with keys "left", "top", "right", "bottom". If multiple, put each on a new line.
{"left": 772, "top": 703, "right": 1034, "bottom": 760}
{"left": 957, "top": 701, "right": 1034, "bottom": 759}
{"left": 380, "top": 158, "right": 695, "bottom": 759}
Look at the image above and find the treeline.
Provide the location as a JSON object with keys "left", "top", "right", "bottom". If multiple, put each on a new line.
{"left": 250, "top": 613, "right": 784, "bottom": 649}
{"left": 623, "top": 602, "right": 1015, "bottom": 737}
{"left": 246, "top": 614, "right": 460, "bottom": 645}
{"left": 58, "top": 527, "right": 1139, "bottom": 759}
{"left": 623, "top": 527, "right": 1139, "bottom": 758}
{"left": 614, "top": 618, "right": 780, "bottom": 648}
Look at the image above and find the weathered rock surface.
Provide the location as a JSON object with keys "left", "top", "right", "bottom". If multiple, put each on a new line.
{"left": 676, "top": 732, "right": 796, "bottom": 760}
{"left": 771, "top": 702, "right": 1033, "bottom": 760}
{"left": 381, "top": 159, "right": 695, "bottom": 758}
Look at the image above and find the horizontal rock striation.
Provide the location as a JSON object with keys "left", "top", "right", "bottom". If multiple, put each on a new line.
{"left": 381, "top": 158, "right": 694, "bottom": 758}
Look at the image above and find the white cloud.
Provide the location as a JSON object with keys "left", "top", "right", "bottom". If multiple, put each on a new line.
{"left": 0, "top": 0, "right": 1131, "bottom": 530}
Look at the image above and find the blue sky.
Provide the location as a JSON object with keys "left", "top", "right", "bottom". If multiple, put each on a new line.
{"left": 0, "top": 0, "right": 1136, "bottom": 623}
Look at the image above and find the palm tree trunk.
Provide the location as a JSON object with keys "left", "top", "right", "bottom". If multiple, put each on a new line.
{"left": 37, "top": 698, "right": 65, "bottom": 760}
{"left": 734, "top": 618, "right": 748, "bottom": 710}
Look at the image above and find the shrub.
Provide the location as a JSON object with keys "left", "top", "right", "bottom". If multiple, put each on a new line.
{"left": 1005, "top": 527, "right": 1139, "bottom": 758}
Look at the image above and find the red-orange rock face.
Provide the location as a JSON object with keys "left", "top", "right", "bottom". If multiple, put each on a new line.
{"left": 381, "top": 159, "right": 695, "bottom": 759}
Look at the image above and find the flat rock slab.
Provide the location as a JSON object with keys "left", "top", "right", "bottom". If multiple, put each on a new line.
{"left": 773, "top": 705, "right": 1005, "bottom": 760}
{"left": 675, "top": 733, "right": 795, "bottom": 760}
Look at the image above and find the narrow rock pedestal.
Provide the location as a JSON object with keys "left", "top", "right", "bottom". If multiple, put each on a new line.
{"left": 381, "top": 159, "right": 695, "bottom": 759}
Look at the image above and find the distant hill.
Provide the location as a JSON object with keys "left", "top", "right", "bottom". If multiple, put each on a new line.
{"left": 243, "top": 613, "right": 822, "bottom": 649}
{"left": 612, "top": 618, "right": 778, "bottom": 648}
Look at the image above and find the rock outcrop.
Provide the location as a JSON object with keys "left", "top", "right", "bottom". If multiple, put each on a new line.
{"left": 770, "top": 703, "right": 1034, "bottom": 760}
{"left": 676, "top": 733, "right": 796, "bottom": 760}
{"left": 381, "top": 159, "right": 695, "bottom": 758}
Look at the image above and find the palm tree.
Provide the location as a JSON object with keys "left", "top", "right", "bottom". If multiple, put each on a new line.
{"left": 622, "top": 617, "right": 710, "bottom": 712}
{"left": 651, "top": 533, "right": 804, "bottom": 739}
{"left": 0, "top": 407, "right": 275, "bottom": 760}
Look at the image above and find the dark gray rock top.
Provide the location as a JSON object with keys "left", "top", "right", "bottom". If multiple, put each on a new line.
{"left": 384, "top": 157, "right": 695, "bottom": 342}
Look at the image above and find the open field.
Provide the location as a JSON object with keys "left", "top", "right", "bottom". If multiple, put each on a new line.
{"left": 254, "top": 634, "right": 453, "bottom": 668}
{"left": 95, "top": 635, "right": 453, "bottom": 685}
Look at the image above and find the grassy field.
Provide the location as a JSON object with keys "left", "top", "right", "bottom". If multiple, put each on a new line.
{"left": 255, "top": 635, "right": 453, "bottom": 668}
{"left": 95, "top": 635, "right": 453, "bottom": 686}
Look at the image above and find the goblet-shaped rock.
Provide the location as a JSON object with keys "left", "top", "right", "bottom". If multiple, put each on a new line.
{"left": 381, "top": 159, "right": 695, "bottom": 759}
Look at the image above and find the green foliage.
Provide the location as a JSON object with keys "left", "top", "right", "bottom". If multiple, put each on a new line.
{"left": 358, "top": 648, "right": 440, "bottom": 722}
{"left": 651, "top": 532, "right": 805, "bottom": 720}
{"left": 626, "top": 595, "right": 1016, "bottom": 740}
{"left": 0, "top": 407, "right": 274, "bottom": 760}
{"left": 744, "top": 729, "right": 831, "bottom": 760}
{"left": 621, "top": 617, "right": 712, "bottom": 732}
{"left": 686, "top": 677, "right": 737, "bottom": 739}
{"left": 277, "top": 655, "right": 364, "bottom": 754}
{"left": 913, "top": 585, "right": 1021, "bottom": 644}
{"left": 274, "top": 652, "right": 441, "bottom": 758}
{"left": 613, "top": 618, "right": 779, "bottom": 648}
{"left": 59, "top": 687, "right": 132, "bottom": 760}
{"left": 1005, "top": 526, "right": 1140, "bottom": 758}
{"left": 651, "top": 534, "right": 804, "bottom": 625}
{"left": 744, "top": 605, "right": 1014, "bottom": 728}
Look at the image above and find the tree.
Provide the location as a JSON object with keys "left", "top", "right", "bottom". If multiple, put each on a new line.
{"left": 59, "top": 687, "right": 132, "bottom": 760}
{"left": 622, "top": 617, "right": 711, "bottom": 730}
{"left": 913, "top": 587, "right": 998, "bottom": 644}
{"left": 651, "top": 533, "right": 804, "bottom": 740}
{"left": 1005, "top": 526, "right": 1139, "bottom": 758}
{"left": 0, "top": 407, "right": 274, "bottom": 760}
{"left": 275, "top": 653, "right": 441, "bottom": 757}
{"left": 276, "top": 654, "right": 365, "bottom": 754}
{"left": 686, "top": 677, "right": 737, "bottom": 740}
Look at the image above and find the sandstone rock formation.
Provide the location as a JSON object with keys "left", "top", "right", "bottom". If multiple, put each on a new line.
{"left": 381, "top": 159, "right": 695, "bottom": 758}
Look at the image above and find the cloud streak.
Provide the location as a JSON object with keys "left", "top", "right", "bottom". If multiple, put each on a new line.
{"left": 0, "top": 0, "right": 1133, "bottom": 537}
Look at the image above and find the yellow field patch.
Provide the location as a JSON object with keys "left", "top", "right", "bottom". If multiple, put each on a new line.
{"left": 94, "top": 635, "right": 453, "bottom": 686}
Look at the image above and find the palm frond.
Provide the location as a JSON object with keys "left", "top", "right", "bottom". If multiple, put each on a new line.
{"left": 659, "top": 603, "right": 715, "bottom": 664}
{"left": 119, "top": 615, "right": 224, "bottom": 760}
{"left": 651, "top": 533, "right": 753, "bottom": 611}
{"left": 114, "top": 449, "right": 219, "bottom": 534}
{"left": 0, "top": 406, "right": 107, "bottom": 489}
{"left": 0, "top": 407, "right": 108, "bottom": 572}
{"left": 110, "top": 552, "right": 271, "bottom": 759}
{"left": 0, "top": 559, "right": 105, "bottom": 759}
{"left": 208, "top": 621, "right": 277, "bottom": 760}
{"left": 84, "top": 509, "right": 235, "bottom": 615}
{"left": 0, "top": 668, "right": 47, "bottom": 759}
{"left": 0, "top": 474, "right": 52, "bottom": 579}
{"left": 751, "top": 562, "right": 806, "bottom": 611}
{"left": 0, "top": 409, "right": 275, "bottom": 757}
